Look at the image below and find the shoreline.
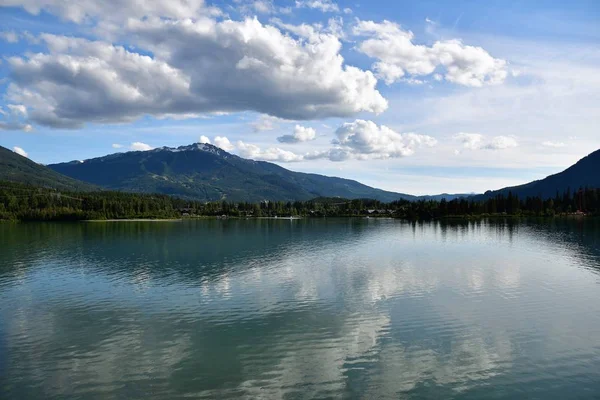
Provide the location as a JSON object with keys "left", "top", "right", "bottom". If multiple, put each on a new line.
{"left": 84, "top": 219, "right": 182, "bottom": 222}
{"left": 1, "top": 214, "right": 596, "bottom": 223}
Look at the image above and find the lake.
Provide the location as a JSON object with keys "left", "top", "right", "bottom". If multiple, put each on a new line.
{"left": 1, "top": 219, "right": 600, "bottom": 399}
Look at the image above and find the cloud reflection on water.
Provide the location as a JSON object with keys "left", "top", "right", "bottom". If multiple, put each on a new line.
{"left": 1, "top": 219, "right": 599, "bottom": 399}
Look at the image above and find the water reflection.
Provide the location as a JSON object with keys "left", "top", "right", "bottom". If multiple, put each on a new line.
{"left": 1, "top": 219, "right": 600, "bottom": 399}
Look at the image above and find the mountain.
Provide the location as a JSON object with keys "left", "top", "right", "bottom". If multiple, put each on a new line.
{"left": 417, "top": 193, "right": 475, "bottom": 201}
{"left": 474, "top": 149, "right": 600, "bottom": 200}
{"left": 0, "top": 146, "right": 96, "bottom": 191}
{"left": 48, "top": 143, "right": 416, "bottom": 202}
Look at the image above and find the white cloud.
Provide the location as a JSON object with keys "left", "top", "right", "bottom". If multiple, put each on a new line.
{"left": 1, "top": 31, "right": 19, "bottom": 43}
{"left": 126, "top": 17, "right": 386, "bottom": 117}
{"left": 254, "top": 0, "right": 287, "bottom": 14}
{"left": 12, "top": 146, "right": 28, "bottom": 157}
{"left": 214, "top": 136, "right": 235, "bottom": 151}
{"left": 234, "top": 0, "right": 282, "bottom": 15}
{"left": 199, "top": 135, "right": 211, "bottom": 144}
{"left": 0, "top": 104, "right": 32, "bottom": 131}
{"left": 277, "top": 125, "right": 317, "bottom": 143}
{"left": 211, "top": 120, "right": 436, "bottom": 164}
{"left": 251, "top": 115, "right": 280, "bottom": 132}
{"left": 7, "top": 104, "right": 27, "bottom": 116}
{"left": 7, "top": 19, "right": 387, "bottom": 128}
{"left": 111, "top": 143, "right": 123, "bottom": 149}
{"left": 130, "top": 142, "right": 153, "bottom": 151}
{"left": 21, "top": 31, "right": 40, "bottom": 44}
{"left": 454, "top": 133, "right": 518, "bottom": 150}
{"left": 252, "top": 0, "right": 274, "bottom": 13}
{"left": 295, "top": 0, "right": 339, "bottom": 13}
{"left": 304, "top": 148, "right": 350, "bottom": 162}
{"left": 13, "top": 123, "right": 32, "bottom": 132}
{"left": 485, "top": 136, "right": 518, "bottom": 150}
{"left": 236, "top": 141, "right": 304, "bottom": 162}
{"left": 400, "top": 77, "right": 425, "bottom": 85}
{"left": 454, "top": 133, "right": 484, "bottom": 150}
{"left": 2, "top": 0, "right": 219, "bottom": 23}
{"left": 354, "top": 20, "right": 508, "bottom": 87}
{"left": 330, "top": 119, "right": 437, "bottom": 160}
{"left": 7, "top": 35, "right": 191, "bottom": 128}
{"left": 270, "top": 18, "right": 326, "bottom": 39}
{"left": 302, "top": 120, "right": 437, "bottom": 162}
{"left": 542, "top": 141, "right": 565, "bottom": 148}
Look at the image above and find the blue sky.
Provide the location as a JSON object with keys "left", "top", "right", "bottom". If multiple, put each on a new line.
{"left": 1, "top": 0, "right": 599, "bottom": 195}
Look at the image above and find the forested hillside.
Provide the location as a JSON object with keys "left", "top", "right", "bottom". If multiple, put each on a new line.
{"left": 0, "top": 146, "right": 96, "bottom": 191}
{"left": 475, "top": 149, "right": 600, "bottom": 200}
{"left": 48, "top": 143, "right": 415, "bottom": 202}
{"left": 1, "top": 181, "right": 598, "bottom": 221}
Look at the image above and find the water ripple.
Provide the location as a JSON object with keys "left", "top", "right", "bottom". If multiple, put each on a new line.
{"left": 1, "top": 219, "right": 600, "bottom": 399}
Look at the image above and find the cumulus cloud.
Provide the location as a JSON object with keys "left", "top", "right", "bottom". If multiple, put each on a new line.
{"left": 277, "top": 125, "right": 317, "bottom": 143}
{"left": 130, "top": 142, "right": 153, "bottom": 151}
{"left": 295, "top": 0, "right": 339, "bottom": 13}
{"left": 214, "top": 136, "right": 235, "bottom": 151}
{"left": 485, "top": 136, "right": 518, "bottom": 150}
{"left": 234, "top": 0, "right": 285, "bottom": 15}
{"left": 270, "top": 16, "right": 344, "bottom": 40}
{"left": 111, "top": 143, "right": 123, "bottom": 149}
{"left": 354, "top": 20, "right": 508, "bottom": 87}
{"left": 1, "top": 0, "right": 219, "bottom": 23}
{"left": 7, "top": 35, "right": 191, "bottom": 128}
{"left": 251, "top": 0, "right": 274, "bottom": 13}
{"left": 454, "top": 133, "right": 518, "bottom": 150}
{"left": 304, "top": 147, "right": 350, "bottom": 162}
{"left": 330, "top": 119, "right": 437, "bottom": 160}
{"left": 125, "top": 17, "right": 386, "bottom": 118}
{"left": 303, "top": 120, "right": 436, "bottom": 162}
{"left": 7, "top": 104, "right": 27, "bottom": 116}
{"left": 13, "top": 146, "right": 28, "bottom": 157}
{"left": 199, "top": 135, "right": 211, "bottom": 144}
{"left": 1, "top": 31, "right": 19, "bottom": 43}
{"left": 196, "top": 135, "right": 305, "bottom": 162}
{"left": 6, "top": 18, "right": 387, "bottom": 128}
{"left": 236, "top": 141, "right": 304, "bottom": 162}
{"left": 251, "top": 115, "right": 280, "bottom": 132}
{"left": 0, "top": 121, "right": 32, "bottom": 131}
{"left": 0, "top": 104, "right": 32, "bottom": 131}
{"left": 542, "top": 141, "right": 565, "bottom": 148}
{"left": 454, "top": 133, "right": 484, "bottom": 150}
{"left": 202, "top": 121, "right": 435, "bottom": 163}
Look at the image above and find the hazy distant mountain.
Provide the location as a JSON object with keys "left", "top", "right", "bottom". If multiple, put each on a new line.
{"left": 474, "top": 149, "right": 600, "bottom": 200}
{"left": 48, "top": 143, "right": 417, "bottom": 202}
{"left": 0, "top": 145, "right": 96, "bottom": 191}
{"left": 416, "top": 193, "right": 475, "bottom": 201}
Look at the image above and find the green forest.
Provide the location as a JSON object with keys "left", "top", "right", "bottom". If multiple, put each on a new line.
{"left": 0, "top": 180, "right": 599, "bottom": 221}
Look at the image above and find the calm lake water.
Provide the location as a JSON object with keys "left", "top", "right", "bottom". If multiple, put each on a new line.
{"left": 1, "top": 219, "right": 600, "bottom": 399}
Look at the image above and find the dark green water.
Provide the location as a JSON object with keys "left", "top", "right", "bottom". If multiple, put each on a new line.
{"left": 1, "top": 219, "right": 600, "bottom": 399}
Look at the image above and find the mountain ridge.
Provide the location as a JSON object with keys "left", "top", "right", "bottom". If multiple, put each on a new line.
{"left": 0, "top": 146, "right": 97, "bottom": 191}
{"left": 48, "top": 143, "right": 418, "bottom": 202}
{"left": 4, "top": 143, "right": 599, "bottom": 203}
{"left": 473, "top": 149, "right": 600, "bottom": 201}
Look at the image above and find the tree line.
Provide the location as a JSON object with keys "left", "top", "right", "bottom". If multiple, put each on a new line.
{"left": 1, "top": 181, "right": 599, "bottom": 221}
